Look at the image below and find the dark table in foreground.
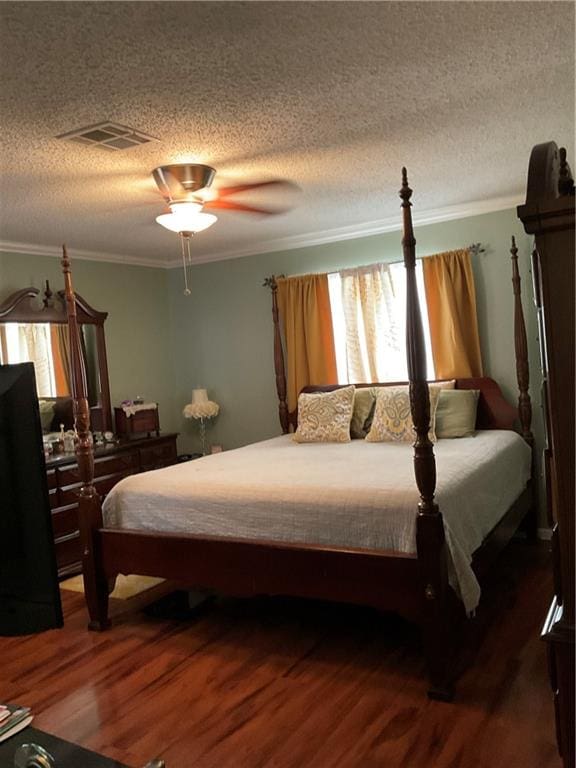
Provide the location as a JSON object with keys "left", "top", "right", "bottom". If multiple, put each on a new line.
{"left": 0, "top": 726, "right": 128, "bottom": 767}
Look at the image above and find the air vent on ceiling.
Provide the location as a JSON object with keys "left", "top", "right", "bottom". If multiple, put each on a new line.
{"left": 56, "top": 121, "right": 159, "bottom": 151}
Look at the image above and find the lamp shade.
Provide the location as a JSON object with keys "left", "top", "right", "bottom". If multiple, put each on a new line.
{"left": 156, "top": 202, "right": 217, "bottom": 234}
{"left": 191, "top": 388, "right": 208, "bottom": 404}
{"left": 183, "top": 388, "right": 219, "bottom": 420}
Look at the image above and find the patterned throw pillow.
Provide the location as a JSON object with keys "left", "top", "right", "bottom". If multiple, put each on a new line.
{"left": 365, "top": 385, "right": 441, "bottom": 443}
{"left": 294, "top": 385, "right": 355, "bottom": 443}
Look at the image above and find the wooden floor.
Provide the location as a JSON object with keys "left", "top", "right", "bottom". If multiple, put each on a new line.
{"left": 0, "top": 542, "right": 560, "bottom": 768}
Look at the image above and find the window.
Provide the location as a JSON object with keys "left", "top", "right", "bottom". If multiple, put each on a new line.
{"left": 328, "top": 260, "right": 434, "bottom": 384}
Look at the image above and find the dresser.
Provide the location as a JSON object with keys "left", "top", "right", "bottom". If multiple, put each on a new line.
{"left": 46, "top": 434, "right": 178, "bottom": 578}
{"left": 518, "top": 142, "right": 574, "bottom": 767}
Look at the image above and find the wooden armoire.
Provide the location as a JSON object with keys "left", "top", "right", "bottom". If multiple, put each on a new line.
{"left": 517, "top": 141, "right": 575, "bottom": 767}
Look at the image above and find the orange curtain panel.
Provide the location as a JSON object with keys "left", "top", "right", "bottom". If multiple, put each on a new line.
{"left": 422, "top": 249, "right": 484, "bottom": 379}
{"left": 50, "top": 324, "right": 71, "bottom": 396}
{"left": 277, "top": 274, "right": 338, "bottom": 412}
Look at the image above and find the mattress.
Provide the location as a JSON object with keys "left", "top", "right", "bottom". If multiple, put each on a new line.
{"left": 102, "top": 431, "right": 531, "bottom": 613}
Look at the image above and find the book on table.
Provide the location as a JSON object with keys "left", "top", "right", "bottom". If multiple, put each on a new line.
{"left": 0, "top": 704, "right": 33, "bottom": 743}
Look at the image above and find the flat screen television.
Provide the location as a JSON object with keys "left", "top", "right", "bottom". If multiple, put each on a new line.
{"left": 0, "top": 362, "right": 63, "bottom": 635}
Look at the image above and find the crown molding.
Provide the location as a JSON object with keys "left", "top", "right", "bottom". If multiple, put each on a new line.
{"left": 0, "top": 240, "right": 167, "bottom": 269}
{"left": 165, "top": 192, "right": 524, "bottom": 267}
{"left": 0, "top": 192, "right": 524, "bottom": 271}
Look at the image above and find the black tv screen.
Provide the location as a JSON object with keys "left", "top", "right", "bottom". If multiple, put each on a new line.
{"left": 0, "top": 362, "right": 63, "bottom": 635}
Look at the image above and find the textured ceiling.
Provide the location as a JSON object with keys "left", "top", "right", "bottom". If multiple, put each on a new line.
{"left": 0, "top": 1, "right": 574, "bottom": 266}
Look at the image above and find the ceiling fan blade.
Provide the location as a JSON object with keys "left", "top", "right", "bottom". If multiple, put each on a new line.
{"left": 203, "top": 199, "right": 286, "bottom": 215}
{"left": 213, "top": 180, "right": 298, "bottom": 198}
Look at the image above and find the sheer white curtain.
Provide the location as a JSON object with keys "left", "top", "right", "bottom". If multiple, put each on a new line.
{"left": 328, "top": 261, "right": 434, "bottom": 384}
{"left": 12, "top": 323, "right": 56, "bottom": 396}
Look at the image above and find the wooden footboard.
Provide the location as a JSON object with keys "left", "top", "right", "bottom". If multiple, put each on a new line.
{"left": 99, "top": 530, "right": 422, "bottom": 619}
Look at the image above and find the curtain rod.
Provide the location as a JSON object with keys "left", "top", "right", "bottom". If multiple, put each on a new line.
{"left": 357, "top": 242, "right": 486, "bottom": 270}
{"left": 264, "top": 244, "right": 485, "bottom": 287}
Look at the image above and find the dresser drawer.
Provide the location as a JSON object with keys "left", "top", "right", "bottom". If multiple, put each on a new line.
{"left": 59, "top": 471, "right": 133, "bottom": 506}
{"left": 57, "top": 451, "right": 139, "bottom": 486}
{"left": 130, "top": 409, "right": 159, "bottom": 432}
{"left": 48, "top": 487, "right": 60, "bottom": 510}
{"left": 46, "top": 468, "right": 57, "bottom": 490}
{"left": 51, "top": 504, "right": 79, "bottom": 539}
{"left": 55, "top": 530, "right": 82, "bottom": 570}
{"left": 140, "top": 440, "right": 177, "bottom": 469}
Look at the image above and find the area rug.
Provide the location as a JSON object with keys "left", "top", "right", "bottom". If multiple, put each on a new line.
{"left": 60, "top": 574, "right": 165, "bottom": 600}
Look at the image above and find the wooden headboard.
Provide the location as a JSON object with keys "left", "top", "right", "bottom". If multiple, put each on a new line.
{"left": 287, "top": 376, "right": 517, "bottom": 433}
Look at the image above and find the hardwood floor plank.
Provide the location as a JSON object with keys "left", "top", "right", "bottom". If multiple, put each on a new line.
{"left": 0, "top": 542, "right": 560, "bottom": 768}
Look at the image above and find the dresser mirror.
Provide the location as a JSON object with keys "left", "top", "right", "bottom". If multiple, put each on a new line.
{"left": 0, "top": 282, "right": 112, "bottom": 432}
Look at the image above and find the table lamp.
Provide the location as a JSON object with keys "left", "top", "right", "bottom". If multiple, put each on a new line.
{"left": 183, "top": 388, "right": 220, "bottom": 455}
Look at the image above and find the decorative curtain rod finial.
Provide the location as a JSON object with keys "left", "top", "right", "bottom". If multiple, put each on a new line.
{"left": 468, "top": 242, "right": 486, "bottom": 257}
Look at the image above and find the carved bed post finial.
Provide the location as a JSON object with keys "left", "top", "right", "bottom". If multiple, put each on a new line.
{"left": 264, "top": 275, "right": 289, "bottom": 434}
{"left": 510, "top": 237, "right": 534, "bottom": 447}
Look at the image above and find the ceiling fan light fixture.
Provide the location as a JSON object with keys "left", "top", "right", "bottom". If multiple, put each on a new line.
{"left": 156, "top": 203, "right": 217, "bottom": 234}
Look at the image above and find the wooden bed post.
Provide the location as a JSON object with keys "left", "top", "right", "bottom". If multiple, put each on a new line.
{"left": 264, "top": 276, "right": 289, "bottom": 434}
{"left": 400, "top": 169, "right": 453, "bottom": 701}
{"left": 61, "top": 246, "right": 110, "bottom": 630}
{"left": 510, "top": 236, "right": 537, "bottom": 541}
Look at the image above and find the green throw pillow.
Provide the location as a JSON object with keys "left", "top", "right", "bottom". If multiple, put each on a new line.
{"left": 435, "top": 389, "right": 479, "bottom": 438}
{"left": 38, "top": 399, "right": 55, "bottom": 432}
{"left": 350, "top": 388, "right": 376, "bottom": 439}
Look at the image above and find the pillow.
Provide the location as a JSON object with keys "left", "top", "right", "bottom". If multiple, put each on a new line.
{"left": 294, "top": 385, "right": 355, "bottom": 443}
{"left": 38, "top": 399, "right": 55, "bottom": 432}
{"left": 435, "top": 389, "right": 480, "bottom": 438}
{"left": 435, "top": 380, "right": 456, "bottom": 392}
{"left": 365, "top": 384, "right": 441, "bottom": 443}
{"left": 363, "top": 380, "right": 454, "bottom": 436}
{"left": 350, "top": 388, "right": 377, "bottom": 439}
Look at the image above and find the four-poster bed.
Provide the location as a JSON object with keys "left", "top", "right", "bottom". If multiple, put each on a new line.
{"left": 61, "top": 169, "right": 535, "bottom": 700}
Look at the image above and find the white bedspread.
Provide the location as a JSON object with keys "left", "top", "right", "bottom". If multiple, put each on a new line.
{"left": 103, "top": 431, "right": 531, "bottom": 613}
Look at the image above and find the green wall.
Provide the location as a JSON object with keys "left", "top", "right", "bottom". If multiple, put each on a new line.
{"left": 0, "top": 251, "right": 177, "bottom": 435}
{"left": 168, "top": 208, "right": 543, "bottom": 472}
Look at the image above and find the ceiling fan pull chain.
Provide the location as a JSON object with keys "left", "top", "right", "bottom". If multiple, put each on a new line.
{"left": 180, "top": 233, "right": 192, "bottom": 296}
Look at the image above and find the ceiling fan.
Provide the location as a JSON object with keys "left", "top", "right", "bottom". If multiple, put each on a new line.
{"left": 152, "top": 163, "right": 296, "bottom": 233}
{"left": 151, "top": 163, "right": 297, "bottom": 294}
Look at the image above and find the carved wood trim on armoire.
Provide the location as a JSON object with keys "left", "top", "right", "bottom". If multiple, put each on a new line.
{"left": 518, "top": 141, "right": 575, "bottom": 768}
